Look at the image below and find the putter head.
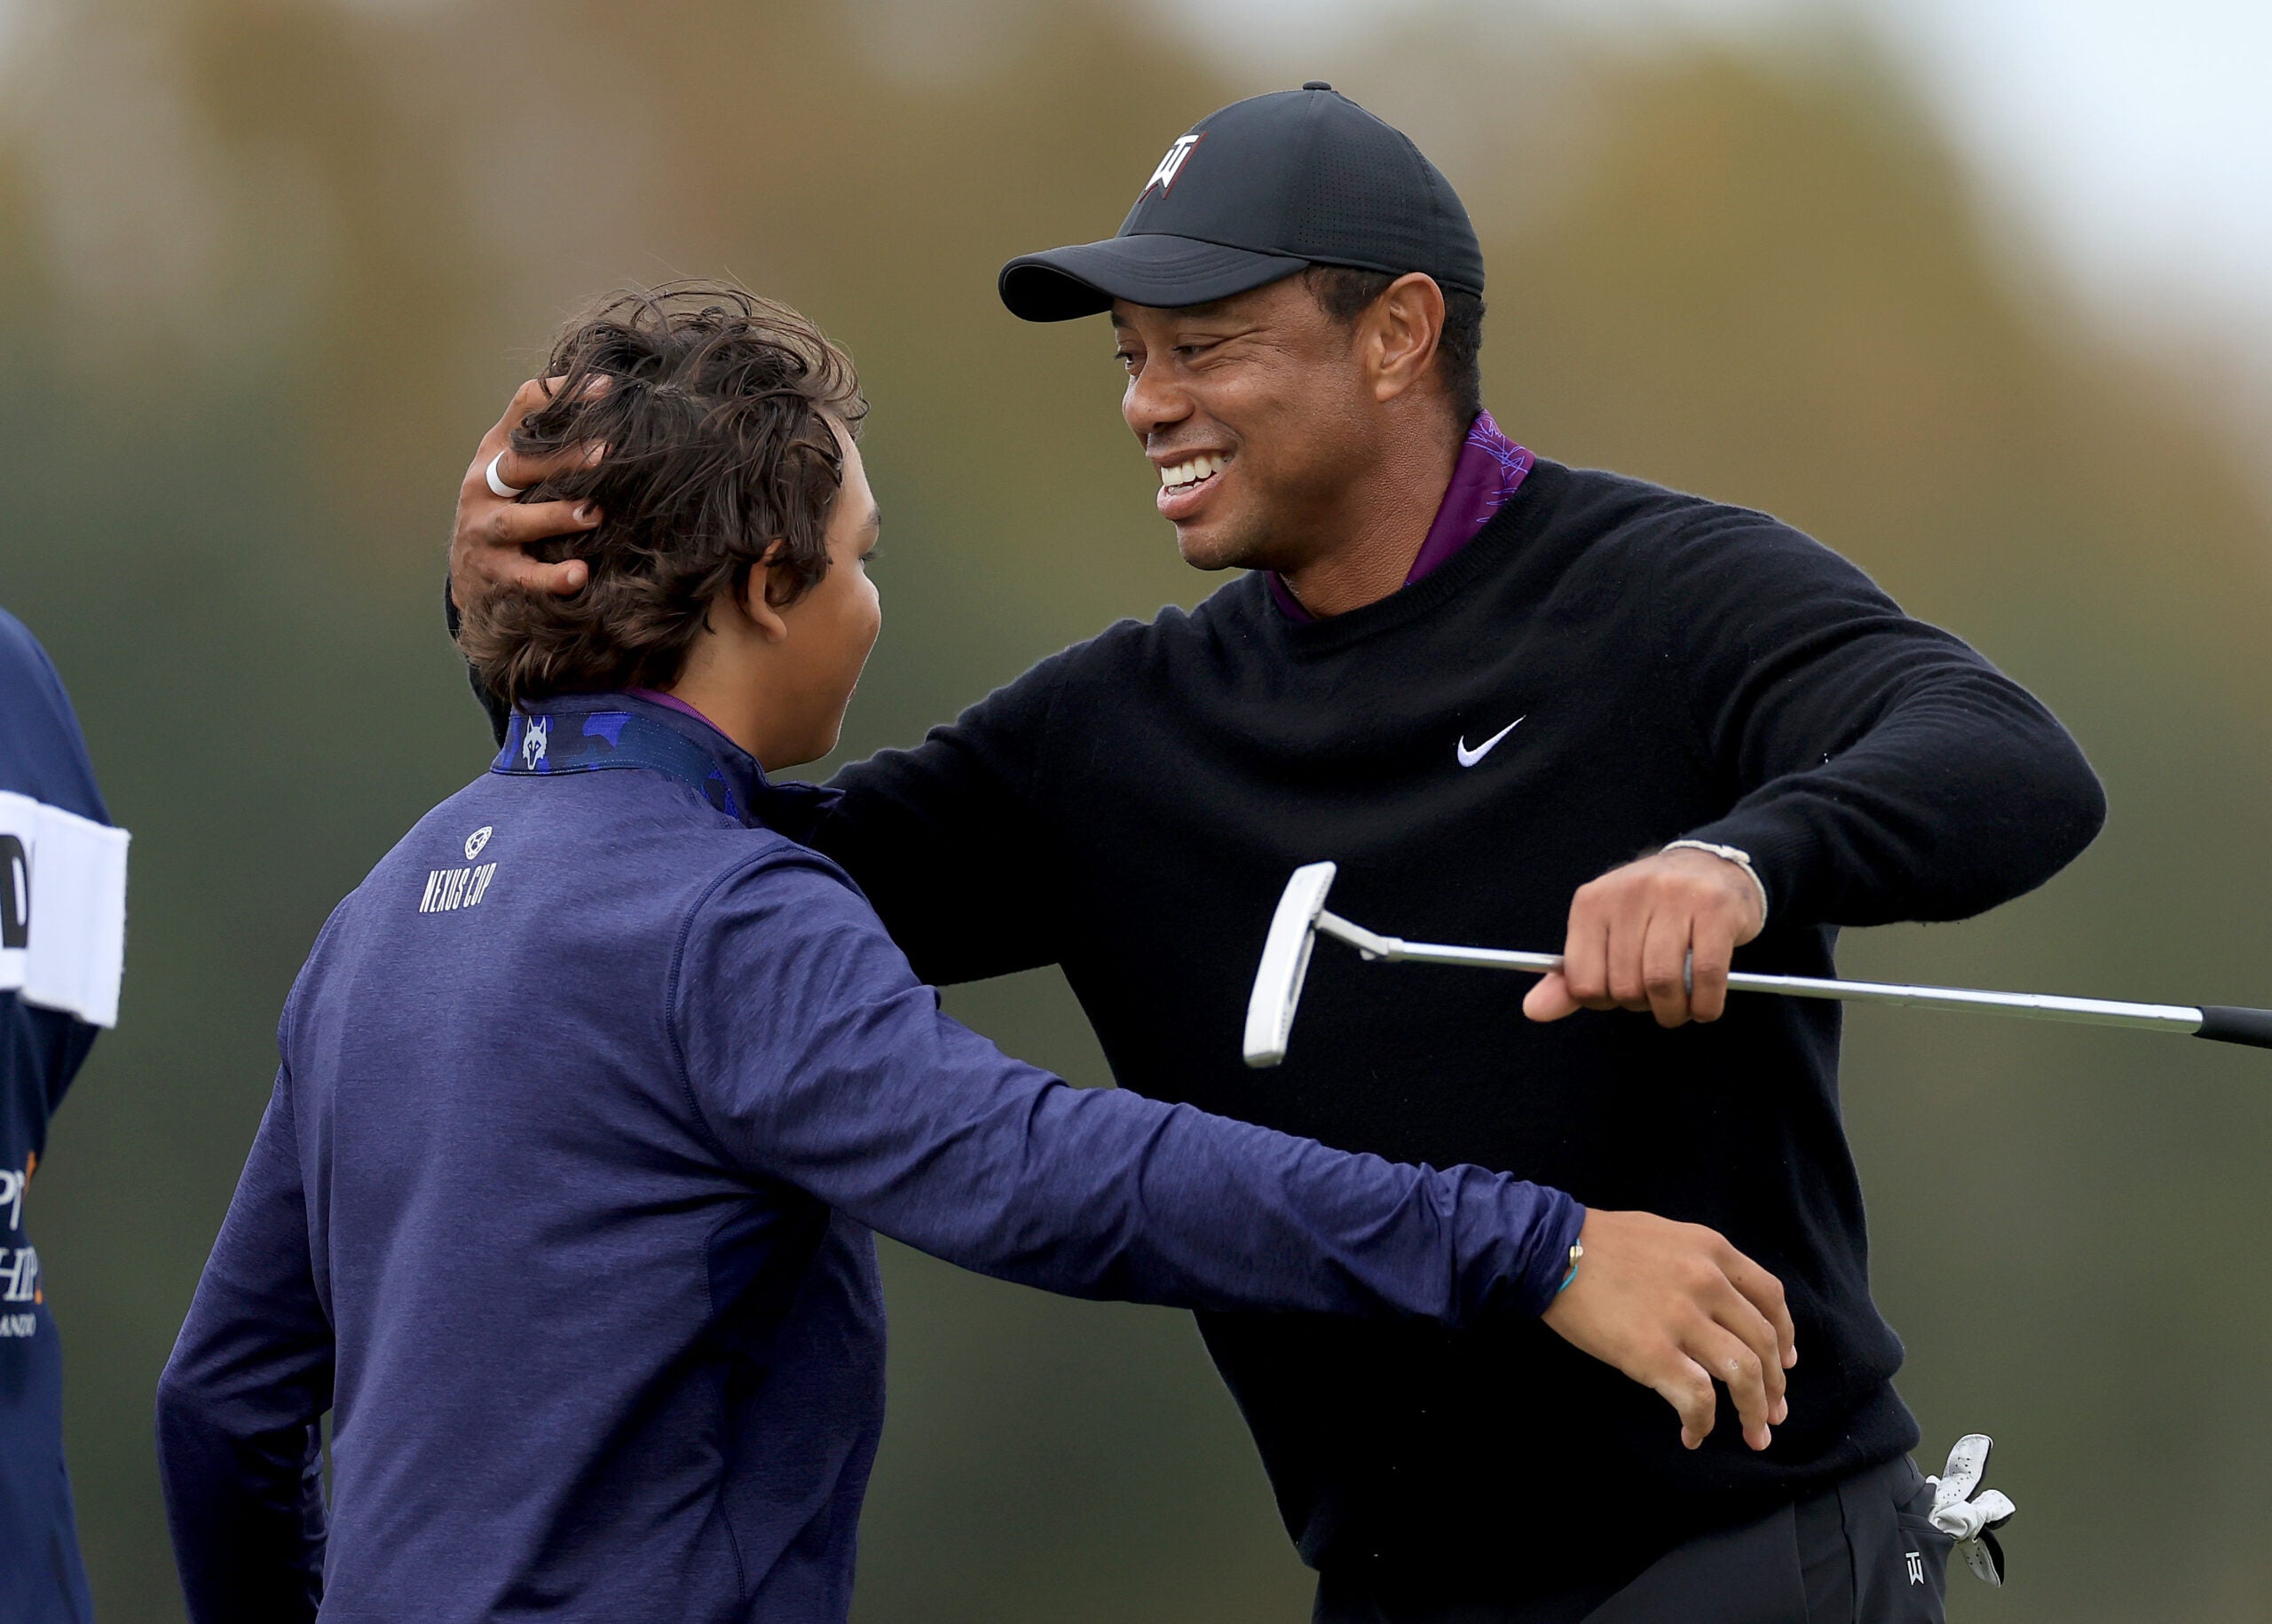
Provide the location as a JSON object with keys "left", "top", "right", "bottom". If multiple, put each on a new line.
{"left": 1242, "top": 862, "right": 1338, "bottom": 1068}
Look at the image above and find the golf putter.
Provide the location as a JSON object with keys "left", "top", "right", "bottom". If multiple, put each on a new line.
{"left": 1242, "top": 862, "right": 2272, "bottom": 1068}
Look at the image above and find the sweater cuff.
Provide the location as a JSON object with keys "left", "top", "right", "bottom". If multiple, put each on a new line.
{"left": 1674, "top": 812, "right": 1824, "bottom": 931}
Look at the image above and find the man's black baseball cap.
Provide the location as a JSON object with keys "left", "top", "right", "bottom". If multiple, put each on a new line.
{"left": 998, "top": 84, "right": 1484, "bottom": 322}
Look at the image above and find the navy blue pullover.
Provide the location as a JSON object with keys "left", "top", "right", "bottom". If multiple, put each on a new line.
{"left": 0, "top": 607, "right": 109, "bottom": 1624}
{"left": 155, "top": 693, "right": 1582, "bottom": 1623}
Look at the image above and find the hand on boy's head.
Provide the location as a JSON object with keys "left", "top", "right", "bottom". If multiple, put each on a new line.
{"left": 450, "top": 375, "right": 610, "bottom": 610}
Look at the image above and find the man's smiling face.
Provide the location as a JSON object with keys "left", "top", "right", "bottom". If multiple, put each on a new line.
{"left": 1113, "top": 274, "right": 1380, "bottom": 576}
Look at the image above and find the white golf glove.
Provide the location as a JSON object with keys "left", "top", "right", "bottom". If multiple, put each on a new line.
{"left": 1927, "top": 1433, "right": 2016, "bottom": 1587}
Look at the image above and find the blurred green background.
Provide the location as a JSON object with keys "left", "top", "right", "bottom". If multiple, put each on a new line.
{"left": 6, "top": 2, "right": 2272, "bottom": 1619}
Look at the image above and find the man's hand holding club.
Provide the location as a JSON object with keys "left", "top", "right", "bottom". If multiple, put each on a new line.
{"left": 1526, "top": 846, "right": 1768, "bottom": 1028}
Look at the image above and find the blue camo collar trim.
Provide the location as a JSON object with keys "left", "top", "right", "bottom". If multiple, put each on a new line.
{"left": 492, "top": 693, "right": 770, "bottom": 824}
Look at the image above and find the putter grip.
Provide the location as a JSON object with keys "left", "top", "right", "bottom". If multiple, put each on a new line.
{"left": 2195, "top": 1006, "right": 2272, "bottom": 1049}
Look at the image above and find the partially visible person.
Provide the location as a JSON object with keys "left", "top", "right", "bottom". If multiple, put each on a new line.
{"left": 0, "top": 606, "right": 130, "bottom": 1624}
{"left": 156, "top": 288, "right": 1792, "bottom": 1624}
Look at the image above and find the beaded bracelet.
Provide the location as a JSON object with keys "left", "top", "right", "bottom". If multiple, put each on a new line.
{"left": 1661, "top": 840, "right": 1770, "bottom": 930}
{"left": 1556, "top": 1242, "right": 1584, "bottom": 1295}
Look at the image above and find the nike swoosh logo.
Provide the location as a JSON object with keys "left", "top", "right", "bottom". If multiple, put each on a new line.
{"left": 1456, "top": 716, "right": 1526, "bottom": 768}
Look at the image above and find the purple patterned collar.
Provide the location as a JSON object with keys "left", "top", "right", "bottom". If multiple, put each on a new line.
{"left": 1267, "top": 411, "right": 1534, "bottom": 623}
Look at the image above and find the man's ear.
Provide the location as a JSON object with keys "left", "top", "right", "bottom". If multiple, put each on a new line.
{"left": 735, "top": 540, "right": 793, "bottom": 643}
{"left": 1365, "top": 272, "right": 1447, "bottom": 405}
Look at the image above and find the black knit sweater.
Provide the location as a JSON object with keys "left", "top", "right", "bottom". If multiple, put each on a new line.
{"left": 801, "top": 459, "right": 2105, "bottom": 1596}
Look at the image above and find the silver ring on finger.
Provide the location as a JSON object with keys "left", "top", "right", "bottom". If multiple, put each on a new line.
{"left": 485, "top": 451, "right": 527, "bottom": 500}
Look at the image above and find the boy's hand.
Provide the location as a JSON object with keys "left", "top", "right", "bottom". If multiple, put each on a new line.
{"left": 1541, "top": 1208, "right": 1795, "bottom": 1452}
{"left": 449, "top": 377, "right": 607, "bottom": 611}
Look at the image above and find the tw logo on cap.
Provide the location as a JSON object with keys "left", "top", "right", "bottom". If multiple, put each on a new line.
{"left": 1141, "top": 134, "right": 1203, "bottom": 199}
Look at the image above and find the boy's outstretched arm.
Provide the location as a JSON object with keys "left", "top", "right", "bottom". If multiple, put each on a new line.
{"left": 679, "top": 855, "right": 1795, "bottom": 1452}
{"left": 156, "top": 1069, "right": 333, "bottom": 1624}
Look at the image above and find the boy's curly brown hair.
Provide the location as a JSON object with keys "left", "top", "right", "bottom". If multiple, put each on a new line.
{"left": 457, "top": 282, "right": 867, "bottom": 713}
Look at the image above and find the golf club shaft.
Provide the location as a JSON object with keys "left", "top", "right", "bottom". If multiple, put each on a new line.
{"left": 1314, "top": 911, "right": 2206, "bottom": 1037}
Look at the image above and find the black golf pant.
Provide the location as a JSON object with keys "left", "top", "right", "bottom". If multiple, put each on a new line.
{"left": 1314, "top": 1456, "right": 1956, "bottom": 1624}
